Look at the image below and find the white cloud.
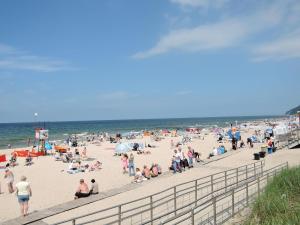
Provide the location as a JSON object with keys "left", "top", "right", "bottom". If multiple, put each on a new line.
{"left": 176, "top": 90, "right": 193, "bottom": 96}
{"left": 0, "top": 43, "right": 74, "bottom": 72}
{"left": 252, "top": 31, "right": 300, "bottom": 61}
{"left": 133, "top": 8, "right": 282, "bottom": 59}
{"left": 170, "top": 0, "right": 228, "bottom": 8}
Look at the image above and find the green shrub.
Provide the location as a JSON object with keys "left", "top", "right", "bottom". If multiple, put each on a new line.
{"left": 244, "top": 166, "right": 300, "bottom": 225}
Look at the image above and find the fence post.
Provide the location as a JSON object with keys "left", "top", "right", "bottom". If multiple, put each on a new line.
{"left": 174, "top": 186, "right": 177, "bottom": 215}
{"left": 118, "top": 205, "right": 121, "bottom": 225}
{"left": 254, "top": 164, "right": 257, "bottom": 178}
{"left": 236, "top": 168, "right": 238, "bottom": 187}
{"left": 150, "top": 195, "right": 153, "bottom": 225}
{"left": 72, "top": 219, "right": 75, "bottom": 225}
{"left": 225, "top": 171, "right": 228, "bottom": 191}
{"left": 231, "top": 189, "right": 235, "bottom": 215}
{"left": 286, "top": 161, "right": 289, "bottom": 169}
{"left": 246, "top": 182, "right": 249, "bottom": 206}
{"left": 246, "top": 165, "right": 248, "bottom": 181}
{"left": 257, "top": 176, "right": 260, "bottom": 197}
{"left": 211, "top": 175, "right": 214, "bottom": 195}
{"left": 191, "top": 208, "right": 195, "bottom": 225}
{"left": 213, "top": 197, "right": 217, "bottom": 225}
{"left": 195, "top": 180, "right": 198, "bottom": 206}
{"left": 260, "top": 160, "right": 263, "bottom": 175}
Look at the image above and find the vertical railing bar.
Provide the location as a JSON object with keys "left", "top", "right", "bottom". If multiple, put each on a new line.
{"left": 225, "top": 171, "right": 228, "bottom": 192}
{"left": 213, "top": 197, "right": 217, "bottom": 225}
{"left": 118, "top": 205, "right": 121, "bottom": 225}
{"left": 150, "top": 195, "right": 153, "bottom": 225}
{"left": 174, "top": 186, "right": 177, "bottom": 216}
{"left": 195, "top": 180, "right": 198, "bottom": 207}
{"left": 232, "top": 189, "right": 235, "bottom": 216}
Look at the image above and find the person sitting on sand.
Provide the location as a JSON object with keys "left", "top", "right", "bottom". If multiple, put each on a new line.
{"left": 89, "top": 179, "right": 99, "bottom": 195}
{"left": 9, "top": 153, "right": 17, "bottom": 167}
{"left": 67, "top": 160, "right": 80, "bottom": 174}
{"left": 74, "top": 149, "right": 81, "bottom": 162}
{"left": 75, "top": 179, "right": 90, "bottom": 199}
{"left": 156, "top": 163, "right": 162, "bottom": 174}
{"left": 133, "top": 168, "right": 144, "bottom": 183}
{"left": 142, "top": 165, "right": 151, "bottom": 180}
{"left": 54, "top": 151, "right": 62, "bottom": 161}
{"left": 150, "top": 164, "right": 158, "bottom": 177}
{"left": 208, "top": 147, "right": 219, "bottom": 159}
{"left": 240, "top": 140, "right": 245, "bottom": 148}
{"left": 25, "top": 153, "right": 33, "bottom": 166}
{"left": 89, "top": 161, "right": 102, "bottom": 171}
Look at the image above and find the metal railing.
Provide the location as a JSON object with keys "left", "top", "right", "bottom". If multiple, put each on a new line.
{"left": 51, "top": 161, "right": 264, "bottom": 225}
{"left": 277, "top": 128, "right": 300, "bottom": 149}
{"left": 157, "top": 162, "right": 288, "bottom": 225}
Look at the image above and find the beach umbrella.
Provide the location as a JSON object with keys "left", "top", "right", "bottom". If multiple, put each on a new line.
{"left": 115, "top": 143, "right": 130, "bottom": 154}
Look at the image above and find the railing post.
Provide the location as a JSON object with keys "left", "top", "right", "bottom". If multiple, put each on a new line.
{"left": 246, "top": 182, "right": 249, "bottom": 206}
{"left": 257, "top": 176, "right": 260, "bottom": 197}
{"left": 195, "top": 180, "right": 198, "bottom": 206}
{"left": 150, "top": 195, "right": 153, "bottom": 225}
{"left": 191, "top": 208, "right": 195, "bottom": 225}
{"left": 260, "top": 160, "right": 263, "bottom": 175}
{"left": 174, "top": 186, "right": 177, "bottom": 215}
{"left": 213, "top": 197, "right": 217, "bottom": 225}
{"left": 118, "top": 205, "right": 121, "bottom": 225}
{"left": 231, "top": 189, "right": 235, "bottom": 215}
{"left": 72, "top": 219, "right": 75, "bottom": 225}
{"left": 225, "top": 171, "right": 228, "bottom": 191}
{"left": 254, "top": 164, "right": 257, "bottom": 178}
{"left": 211, "top": 175, "right": 214, "bottom": 195}
{"left": 236, "top": 168, "right": 238, "bottom": 186}
{"left": 246, "top": 165, "right": 248, "bottom": 181}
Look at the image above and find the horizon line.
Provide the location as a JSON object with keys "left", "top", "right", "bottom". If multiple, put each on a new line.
{"left": 0, "top": 114, "right": 285, "bottom": 124}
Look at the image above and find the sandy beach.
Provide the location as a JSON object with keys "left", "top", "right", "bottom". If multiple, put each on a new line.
{"left": 0, "top": 120, "right": 299, "bottom": 223}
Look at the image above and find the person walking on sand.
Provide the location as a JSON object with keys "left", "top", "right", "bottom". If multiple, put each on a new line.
{"left": 15, "top": 176, "right": 32, "bottom": 217}
{"left": 4, "top": 168, "right": 14, "bottom": 193}
{"left": 128, "top": 153, "right": 135, "bottom": 176}
{"left": 121, "top": 154, "right": 128, "bottom": 174}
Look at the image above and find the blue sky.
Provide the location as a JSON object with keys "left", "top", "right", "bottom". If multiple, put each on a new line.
{"left": 0, "top": 0, "right": 300, "bottom": 122}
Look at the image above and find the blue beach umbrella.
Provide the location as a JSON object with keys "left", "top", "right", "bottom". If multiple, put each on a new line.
{"left": 115, "top": 143, "right": 130, "bottom": 154}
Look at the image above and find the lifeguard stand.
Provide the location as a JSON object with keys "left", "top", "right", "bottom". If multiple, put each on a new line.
{"left": 34, "top": 128, "right": 49, "bottom": 152}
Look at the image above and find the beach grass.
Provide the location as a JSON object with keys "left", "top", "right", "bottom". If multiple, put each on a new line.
{"left": 244, "top": 166, "right": 300, "bottom": 225}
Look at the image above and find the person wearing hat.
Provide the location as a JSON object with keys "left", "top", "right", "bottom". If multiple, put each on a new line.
{"left": 15, "top": 176, "right": 32, "bottom": 217}
{"left": 4, "top": 168, "right": 14, "bottom": 193}
{"left": 74, "top": 179, "right": 90, "bottom": 199}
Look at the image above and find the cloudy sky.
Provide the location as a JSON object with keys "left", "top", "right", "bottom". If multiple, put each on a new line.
{"left": 0, "top": 0, "right": 299, "bottom": 122}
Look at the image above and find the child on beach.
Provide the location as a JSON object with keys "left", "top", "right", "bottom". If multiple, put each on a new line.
{"left": 121, "top": 154, "right": 128, "bottom": 174}
{"left": 4, "top": 168, "right": 14, "bottom": 193}
{"left": 128, "top": 153, "right": 135, "bottom": 176}
{"left": 133, "top": 168, "right": 143, "bottom": 183}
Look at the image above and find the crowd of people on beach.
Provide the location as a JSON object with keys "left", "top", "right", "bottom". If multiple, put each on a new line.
{"left": 0, "top": 120, "right": 288, "bottom": 219}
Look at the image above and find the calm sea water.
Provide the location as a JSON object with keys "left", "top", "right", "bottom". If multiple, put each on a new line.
{"left": 0, "top": 116, "right": 281, "bottom": 149}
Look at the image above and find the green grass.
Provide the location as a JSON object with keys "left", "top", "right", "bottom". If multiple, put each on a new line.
{"left": 244, "top": 166, "right": 300, "bottom": 225}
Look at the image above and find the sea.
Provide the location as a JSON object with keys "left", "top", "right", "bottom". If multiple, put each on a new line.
{"left": 0, "top": 116, "right": 283, "bottom": 149}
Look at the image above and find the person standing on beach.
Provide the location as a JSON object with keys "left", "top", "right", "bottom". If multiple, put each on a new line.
{"left": 187, "top": 147, "right": 194, "bottom": 167}
{"left": 15, "top": 176, "right": 32, "bottom": 217}
{"left": 121, "top": 154, "right": 128, "bottom": 174}
{"left": 4, "top": 168, "right": 14, "bottom": 193}
{"left": 128, "top": 153, "right": 135, "bottom": 176}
